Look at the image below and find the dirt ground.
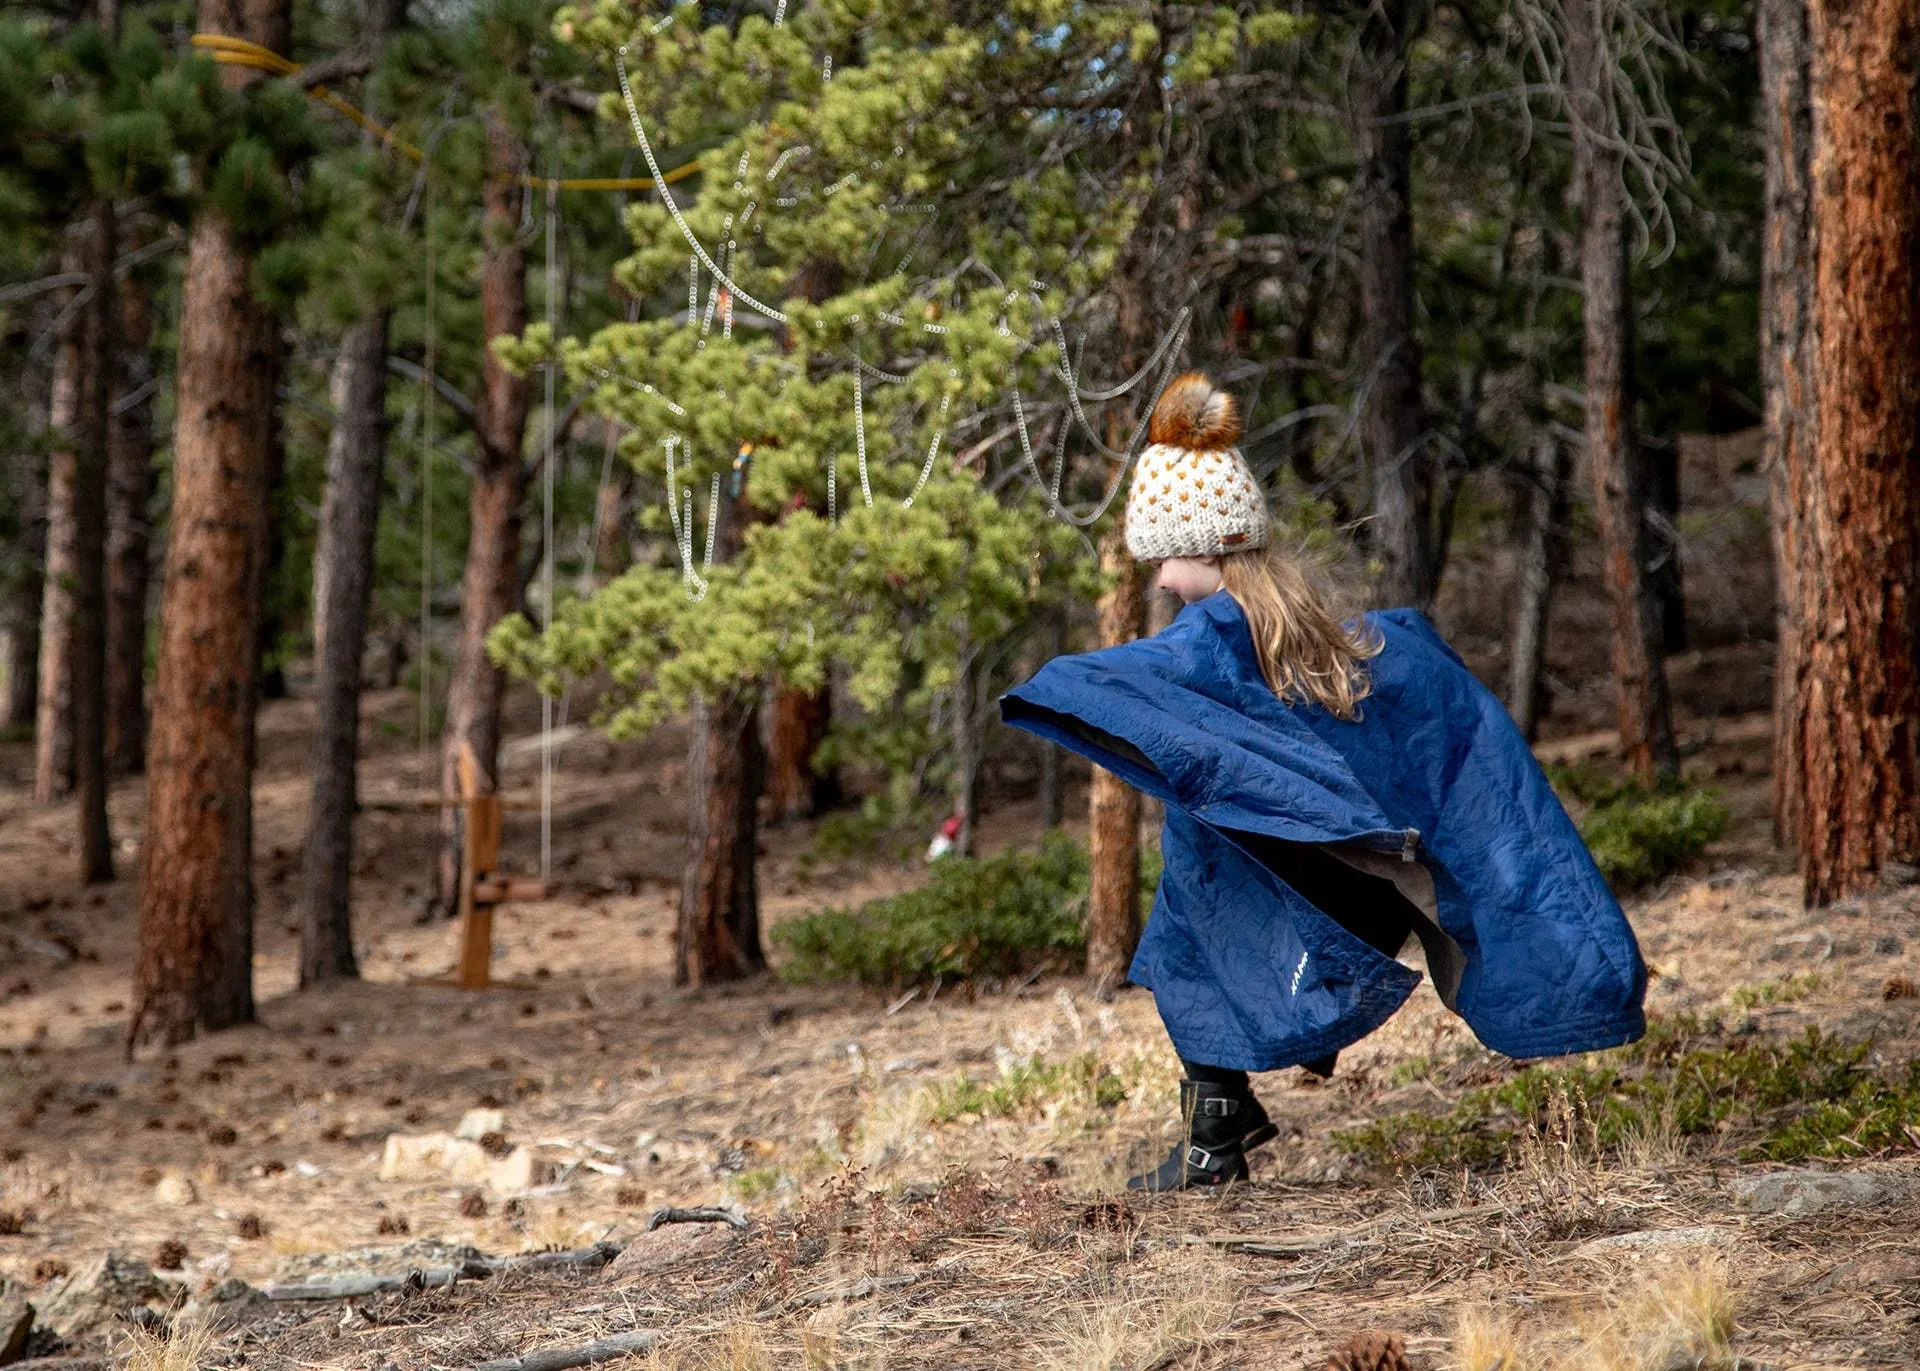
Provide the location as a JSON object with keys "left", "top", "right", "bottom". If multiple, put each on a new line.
{"left": 5, "top": 460, "right": 1919, "bottom": 1369}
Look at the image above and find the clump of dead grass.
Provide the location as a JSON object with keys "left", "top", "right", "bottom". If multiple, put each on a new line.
{"left": 1576, "top": 1257, "right": 1736, "bottom": 1371}
{"left": 116, "top": 1318, "right": 219, "bottom": 1371}
{"left": 1452, "top": 1305, "right": 1533, "bottom": 1371}
{"left": 1447, "top": 1258, "right": 1737, "bottom": 1371}
{"left": 1038, "top": 1250, "right": 1232, "bottom": 1371}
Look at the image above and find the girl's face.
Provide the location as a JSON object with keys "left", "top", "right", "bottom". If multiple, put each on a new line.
{"left": 1154, "top": 556, "right": 1224, "bottom": 604}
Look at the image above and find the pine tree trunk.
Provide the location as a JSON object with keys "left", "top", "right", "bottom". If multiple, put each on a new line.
{"left": 767, "top": 684, "right": 838, "bottom": 823}
{"left": 4, "top": 439, "right": 44, "bottom": 732}
{"left": 71, "top": 194, "right": 116, "bottom": 883}
{"left": 1086, "top": 525, "right": 1145, "bottom": 999}
{"left": 1564, "top": 0, "right": 1678, "bottom": 783}
{"left": 255, "top": 399, "right": 289, "bottom": 700}
{"left": 677, "top": 681, "right": 767, "bottom": 986}
{"left": 675, "top": 480, "right": 766, "bottom": 987}
{"left": 438, "top": 112, "right": 530, "bottom": 911}
{"left": 298, "top": 312, "right": 390, "bottom": 985}
{"left": 132, "top": 0, "right": 289, "bottom": 1043}
{"left": 1507, "top": 436, "right": 1572, "bottom": 741}
{"left": 33, "top": 240, "right": 84, "bottom": 804}
{"left": 1037, "top": 605, "right": 1066, "bottom": 829}
{"left": 1648, "top": 445, "right": 1688, "bottom": 652}
{"left": 1796, "top": 0, "right": 1920, "bottom": 904}
{"left": 1761, "top": 0, "right": 1815, "bottom": 850}
{"left": 107, "top": 246, "right": 157, "bottom": 775}
{"left": 948, "top": 636, "right": 992, "bottom": 858}
{"left": 1357, "top": 0, "right": 1434, "bottom": 611}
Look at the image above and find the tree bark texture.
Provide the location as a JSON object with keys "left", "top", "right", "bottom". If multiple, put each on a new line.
{"left": 766, "top": 683, "right": 838, "bottom": 823}
{"left": 4, "top": 438, "right": 45, "bottom": 733}
{"left": 1563, "top": 0, "right": 1678, "bottom": 783}
{"left": 1795, "top": 0, "right": 1920, "bottom": 904}
{"left": 107, "top": 246, "right": 158, "bottom": 775}
{"left": 1087, "top": 525, "right": 1146, "bottom": 998}
{"left": 676, "top": 492, "right": 766, "bottom": 986}
{"left": 1761, "top": 0, "right": 1815, "bottom": 850}
{"left": 1037, "top": 606, "right": 1067, "bottom": 829}
{"left": 298, "top": 312, "right": 391, "bottom": 985}
{"left": 131, "top": 0, "right": 288, "bottom": 1045}
{"left": 1507, "top": 436, "right": 1573, "bottom": 741}
{"left": 675, "top": 687, "right": 766, "bottom": 986}
{"left": 1356, "top": 0, "right": 1435, "bottom": 611}
{"left": 1648, "top": 445, "right": 1688, "bottom": 653}
{"left": 438, "top": 111, "right": 530, "bottom": 911}
{"left": 71, "top": 193, "right": 116, "bottom": 883}
{"left": 33, "top": 240, "right": 84, "bottom": 804}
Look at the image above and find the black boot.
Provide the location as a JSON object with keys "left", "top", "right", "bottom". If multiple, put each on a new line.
{"left": 1126, "top": 1075, "right": 1279, "bottom": 1192}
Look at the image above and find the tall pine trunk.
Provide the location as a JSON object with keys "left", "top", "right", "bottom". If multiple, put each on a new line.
{"left": 298, "top": 313, "right": 390, "bottom": 985}
{"left": 438, "top": 112, "right": 529, "bottom": 910}
{"left": 4, "top": 437, "right": 44, "bottom": 732}
{"left": 1795, "top": 0, "right": 1920, "bottom": 904}
{"left": 71, "top": 191, "right": 116, "bottom": 883}
{"left": 1508, "top": 437, "right": 1572, "bottom": 740}
{"left": 1037, "top": 606, "right": 1067, "bottom": 829}
{"left": 107, "top": 247, "right": 157, "bottom": 776}
{"left": 1761, "top": 0, "right": 1815, "bottom": 850}
{"left": 34, "top": 239, "right": 84, "bottom": 804}
{"left": 1563, "top": 0, "right": 1678, "bottom": 783}
{"left": 676, "top": 488, "right": 766, "bottom": 987}
{"left": 1086, "top": 525, "right": 1145, "bottom": 999}
{"left": 131, "top": 0, "right": 289, "bottom": 1045}
{"left": 1357, "top": 0, "right": 1434, "bottom": 610}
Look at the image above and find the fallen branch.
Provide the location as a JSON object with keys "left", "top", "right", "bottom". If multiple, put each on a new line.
{"left": 1177, "top": 1204, "right": 1486, "bottom": 1257}
{"left": 646, "top": 1206, "right": 748, "bottom": 1232}
{"left": 262, "top": 1243, "right": 623, "bottom": 1300}
{"left": 470, "top": 1330, "right": 661, "bottom": 1371}
{"left": 782, "top": 1272, "right": 918, "bottom": 1311}
{"left": 263, "top": 1263, "right": 489, "bottom": 1300}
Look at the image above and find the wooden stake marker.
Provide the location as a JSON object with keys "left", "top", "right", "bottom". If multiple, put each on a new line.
{"left": 452, "top": 742, "right": 547, "bottom": 990}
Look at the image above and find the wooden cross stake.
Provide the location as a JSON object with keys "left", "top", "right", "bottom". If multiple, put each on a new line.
{"left": 454, "top": 742, "right": 547, "bottom": 989}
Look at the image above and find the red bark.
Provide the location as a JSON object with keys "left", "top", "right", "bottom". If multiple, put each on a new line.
{"left": 1796, "top": 0, "right": 1920, "bottom": 903}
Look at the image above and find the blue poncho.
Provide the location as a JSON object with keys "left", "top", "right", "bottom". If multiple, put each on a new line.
{"left": 1000, "top": 593, "right": 1646, "bottom": 1071}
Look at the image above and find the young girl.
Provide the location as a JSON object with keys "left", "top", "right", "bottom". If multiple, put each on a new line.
{"left": 1002, "top": 374, "right": 1646, "bottom": 1192}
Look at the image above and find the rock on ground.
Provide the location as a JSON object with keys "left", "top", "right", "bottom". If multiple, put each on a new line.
{"left": 35, "top": 1254, "right": 176, "bottom": 1342}
{"left": 606, "top": 1224, "right": 743, "bottom": 1277}
{"left": 1734, "top": 1169, "right": 1911, "bottom": 1216}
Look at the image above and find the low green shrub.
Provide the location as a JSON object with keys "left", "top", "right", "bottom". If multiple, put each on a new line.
{"left": 773, "top": 832, "right": 1095, "bottom": 988}
{"left": 1581, "top": 787, "right": 1729, "bottom": 890}
{"left": 1336, "top": 1022, "right": 1920, "bottom": 1171}
{"left": 921, "top": 1052, "right": 1128, "bottom": 1124}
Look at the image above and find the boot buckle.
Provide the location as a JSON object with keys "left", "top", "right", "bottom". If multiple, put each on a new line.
{"left": 1197, "top": 1097, "right": 1240, "bottom": 1117}
{"left": 1186, "top": 1144, "right": 1218, "bottom": 1171}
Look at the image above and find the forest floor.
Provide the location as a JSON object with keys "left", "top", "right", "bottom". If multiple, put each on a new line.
{"left": 4, "top": 470, "right": 1919, "bottom": 1368}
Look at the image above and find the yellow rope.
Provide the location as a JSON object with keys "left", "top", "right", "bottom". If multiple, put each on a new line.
{"left": 191, "top": 34, "right": 703, "bottom": 192}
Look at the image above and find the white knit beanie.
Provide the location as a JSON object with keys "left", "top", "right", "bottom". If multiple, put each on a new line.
{"left": 1124, "top": 373, "right": 1269, "bottom": 562}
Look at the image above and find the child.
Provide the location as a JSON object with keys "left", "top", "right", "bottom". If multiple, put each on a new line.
{"left": 1001, "top": 374, "right": 1646, "bottom": 1192}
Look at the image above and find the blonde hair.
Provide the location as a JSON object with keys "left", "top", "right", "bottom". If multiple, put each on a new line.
{"left": 1217, "top": 543, "right": 1380, "bottom": 720}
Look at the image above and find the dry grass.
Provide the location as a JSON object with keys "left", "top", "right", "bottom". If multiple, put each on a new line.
{"left": 1037, "top": 1249, "right": 1233, "bottom": 1371}
{"left": 1575, "top": 1259, "right": 1736, "bottom": 1371}
{"left": 116, "top": 1319, "right": 219, "bottom": 1371}
{"left": 1452, "top": 1305, "right": 1533, "bottom": 1371}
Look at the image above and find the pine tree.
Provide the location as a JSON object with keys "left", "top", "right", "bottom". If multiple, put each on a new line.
{"left": 132, "top": 7, "right": 318, "bottom": 1044}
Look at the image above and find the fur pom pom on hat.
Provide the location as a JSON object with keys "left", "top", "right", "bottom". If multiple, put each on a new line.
{"left": 1125, "top": 372, "right": 1269, "bottom": 562}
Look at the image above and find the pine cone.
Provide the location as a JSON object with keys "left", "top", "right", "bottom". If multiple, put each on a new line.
{"left": 1324, "top": 1330, "right": 1412, "bottom": 1371}
{"left": 1884, "top": 976, "right": 1917, "bottom": 1001}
